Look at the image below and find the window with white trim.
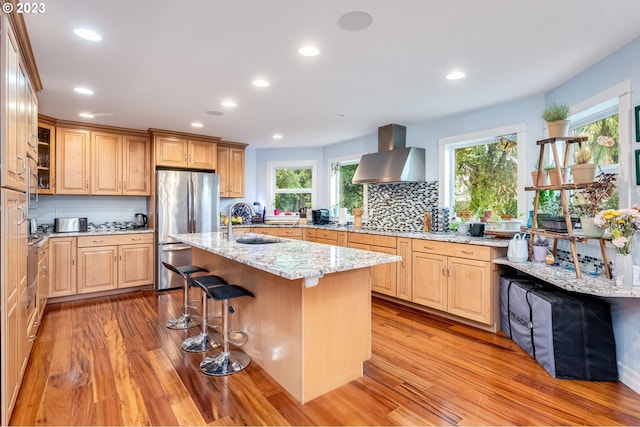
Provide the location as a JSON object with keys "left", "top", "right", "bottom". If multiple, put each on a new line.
{"left": 329, "top": 157, "right": 364, "bottom": 213}
{"left": 266, "top": 161, "right": 317, "bottom": 214}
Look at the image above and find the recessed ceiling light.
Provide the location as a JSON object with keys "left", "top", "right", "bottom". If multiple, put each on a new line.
{"left": 221, "top": 100, "right": 237, "bottom": 107}
{"left": 446, "top": 71, "right": 466, "bottom": 80}
{"left": 332, "top": 113, "right": 345, "bottom": 119}
{"left": 206, "top": 110, "right": 224, "bottom": 116}
{"left": 73, "top": 28, "right": 102, "bottom": 41}
{"left": 338, "top": 11, "right": 373, "bottom": 31}
{"left": 299, "top": 45, "right": 320, "bottom": 57}
{"left": 191, "top": 122, "right": 204, "bottom": 128}
{"left": 78, "top": 112, "right": 94, "bottom": 119}
{"left": 272, "top": 134, "right": 283, "bottom": 139}
{"left": 252, "top": 79, "right": 270, "bottom": 88}
{"left": 74, "top": 87, "right": 94, "bottom": 95}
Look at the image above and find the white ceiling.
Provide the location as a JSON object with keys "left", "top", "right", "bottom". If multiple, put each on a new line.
{"left": 25, "top": 0, "right": 640, "bottom": 149}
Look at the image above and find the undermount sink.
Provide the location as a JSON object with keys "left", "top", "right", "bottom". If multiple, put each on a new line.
{"left": 235, "top": 237, "right": 283, "bottom": 245}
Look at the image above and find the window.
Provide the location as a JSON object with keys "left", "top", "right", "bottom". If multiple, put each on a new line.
{"left": 267, "top": 161, "right": 317, "bottom": 214}
{"left": 329, "top": 158, "right": 363, "bottom": 212}
{"left": 440, "top": 125, "right": 525, "bottom": 219}
{"left": 569, "top": 99, "right": 619, "bottom": 170}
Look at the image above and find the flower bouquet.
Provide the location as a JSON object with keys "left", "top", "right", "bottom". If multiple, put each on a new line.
{"left": 594, "top": 207, "right": 640, "bottom": 254}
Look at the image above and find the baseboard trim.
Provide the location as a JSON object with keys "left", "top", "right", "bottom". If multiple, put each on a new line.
{"left": 618, "top": 362, "right": 640, "bottom": 395}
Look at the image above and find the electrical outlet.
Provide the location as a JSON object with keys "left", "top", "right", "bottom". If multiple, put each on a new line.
{"left": 129, "top": 209, "right": 134, "bottom": 216}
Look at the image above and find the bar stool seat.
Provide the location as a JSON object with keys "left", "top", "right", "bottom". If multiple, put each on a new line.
{"left": 162, "top": 262, "right": 208, "bottom": 330}
{"left": 181, "top": 274, "right": 228, "bottom": 352}
{"left": 199, "top": 284, "right": 255, "bottom": 376}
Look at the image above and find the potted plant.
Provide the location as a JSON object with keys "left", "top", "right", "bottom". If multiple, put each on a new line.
{"left": 572, "top": 172, "right": 617, "bottom": 237}
{"left": 544, "top": 163, "right": 563, "bottom": 186}
{"left": 531, "top": 160, "right": 550, "bottom": 186}
{"left": 532, "top": 236, "right": 550, "bottom": 262}
{"left": 571, "top": 145, "right": 597, "bottom": 184}
{"left": 542, "top": 102, "right": 570, "bottom": 138}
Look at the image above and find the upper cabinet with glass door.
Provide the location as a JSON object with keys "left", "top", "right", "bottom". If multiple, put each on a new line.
{"left": 37, "top": 117, "right": 55, "bottom": 194}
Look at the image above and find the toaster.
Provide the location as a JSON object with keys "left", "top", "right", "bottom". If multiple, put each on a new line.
{"left": 54, "top": 217, "right": 88, "bottom": 233}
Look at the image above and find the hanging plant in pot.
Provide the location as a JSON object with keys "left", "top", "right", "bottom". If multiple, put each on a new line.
{"left": 571, "top": 172, "right": 617, "bottom": 238}
{"left": 571, "top": 145, "right": 597, "bottom": 184}
{"left": 542, "top": 102, "right": 570, "bottom": 138}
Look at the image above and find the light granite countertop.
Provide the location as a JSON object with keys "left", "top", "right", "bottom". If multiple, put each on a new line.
{"left": 494, "top": 258, "right": 640, "bottom": 298}
{"left": 247, "top": 223, "right": 511, "bottom": 248}
{"left": 33, "top": 228, "right": 153, "bottom": 247}
{"left": 170, "top": 231, "right": 402, "bottom": 287}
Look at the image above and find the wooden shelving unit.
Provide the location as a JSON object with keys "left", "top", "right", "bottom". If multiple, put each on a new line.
{"left": 526, "top": 136, "right": 611, "bottom": 279}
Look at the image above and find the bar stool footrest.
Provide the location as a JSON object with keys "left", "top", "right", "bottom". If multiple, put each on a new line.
{"left": 200, "top": 350, "right": 251, "bottom": 376}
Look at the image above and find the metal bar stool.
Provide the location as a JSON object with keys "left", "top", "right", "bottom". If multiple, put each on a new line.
{"left": 199, "top": 284, "right": 255, "bottom": 376}
{"left": 181, "top": 274, "right": 228, "bottom": 352}
{"left": 162, "top": 262, "right": 208, "bottom": 330}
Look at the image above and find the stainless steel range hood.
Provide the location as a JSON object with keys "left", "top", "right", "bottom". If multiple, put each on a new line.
{"left": 352, "top": 124, "right": 425, "bottom": 184}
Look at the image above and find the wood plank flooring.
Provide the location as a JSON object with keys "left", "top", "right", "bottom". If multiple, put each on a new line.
{"left": 9, "top": 289, "right": 640, "bottom": 426}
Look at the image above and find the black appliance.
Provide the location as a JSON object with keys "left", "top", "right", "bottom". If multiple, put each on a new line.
{"left": 312, "top": 209, "right": 330, "bottom": 225}
{"left": 134, "top": 213, "right": 148, "bottom": 228}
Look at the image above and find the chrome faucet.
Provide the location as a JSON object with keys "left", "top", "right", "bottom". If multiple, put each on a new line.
{"left": 227, "top": 201, "right": 254, "bottom": 241}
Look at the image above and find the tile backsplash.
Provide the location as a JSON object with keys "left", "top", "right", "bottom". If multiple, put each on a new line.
{"left": 365, "top": 181, "right": 438, "bottom": 231}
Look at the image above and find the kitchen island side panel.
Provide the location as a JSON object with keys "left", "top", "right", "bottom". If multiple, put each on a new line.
{"left": 191, "top": 248, "right": 372, "bottom": 403}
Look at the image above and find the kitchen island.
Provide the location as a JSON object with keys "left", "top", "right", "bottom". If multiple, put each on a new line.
{"left": 170, "top": 231, "right": 401, "bottom": 403}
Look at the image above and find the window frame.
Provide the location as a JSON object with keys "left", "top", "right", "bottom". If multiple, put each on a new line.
{"left": 439, "top": 123, "right": 527, "bottom": 218}
{"left": 266, "top": 160, "right": 318, "bottom": 213}
{"left": 327, "top": 154, "right": 366, "bottom": 216}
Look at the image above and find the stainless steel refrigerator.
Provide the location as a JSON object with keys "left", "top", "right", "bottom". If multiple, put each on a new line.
{"left": 156, "top": 169, "right": 220, "bottom": 289}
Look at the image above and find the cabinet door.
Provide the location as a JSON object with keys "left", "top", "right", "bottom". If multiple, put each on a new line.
{"left": 155, "top": 136, "right": 187, "bottom": 167}
{"left": 370, "top": 245, "right": 397, "bottom": 296}
{"left": 91, "top": 131, "right": 122, "bottom": 195}
{"left": 1, "top": 189, "right": 25, "bottom": 418}
{"left": 1, "top": 23, "right": 27, "bottom": 192}
{"left": 56, "top": 128, "right": 90, "bottom": 194}
{"left": 188, "top": 140, "right": 216, "bottom": 170}
{"left": 396, "top": 238, "right": 412, "bottom": 301}
{"left": 37, "top": 242, "right": 49, "bottom": 322}
{"left": 217, "top": 145, "right": 245, "bottom": 197}
{"left": 123, "top": 135, "right": 150, "bottom": 195}
{"left": 228, "top": 147, "right": 245, "bottom": 197}
{"left": 49, "top": 237, "right": 77, "bottom": 297}
{"left": 412, "top": 252, "right": 447, "bottom": 310}
{"left": 118, "top": 243, "right": 153, "bottom": 288}
{"left": 447, "top": 257, "right": 492, "bottom": 324}
{"left": 37, "top": 122, "right": 55, "bottom": 194}
{"left": 77, "top": 246, "right": 118, "bottom": 293}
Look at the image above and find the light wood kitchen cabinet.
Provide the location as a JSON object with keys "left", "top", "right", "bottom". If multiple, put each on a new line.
{"left": 56, "top": 127, "right": 91, "bottom": 195}
{"left": 411, "top": 240, "right": 505, "bottom": 327}
{"left": 303, "top": 228, "right": 317, "bottom": 242}
{"left": 1, "top": 21, "right": 27, "bottom": 192}
{"left": 123, "top": 134, "right": 151, "bottom": 195}
{"left": 77, "top": 233, "right": 154, "bottom": 293}
{"left": 1, "top": 189, "right": 27, "bottom": 419}
{"left": 348, "top": 233, "right": 397, "bottom": 296}
{"left": 37, "top": 120, "right": 55, "bottom": 194}
{"left": 37, "top": 240, "right": 49, "bottom": 323}
{"left": 396, "top": 237, "right": 412, "bottom": 301}
{"left": 91, "top": 131, "right": 150, "bottom": 196}
{"left": 251, "top": 227, "right": 302, "bottom": 240}
{"left": 217, "top": 144, "right": 245, "bottom": 197}
{"left": 155, "top": 135, "right": 216, "bottom": 170}
{"left": 49, "top": 237, "right": 77, "bottom": 297}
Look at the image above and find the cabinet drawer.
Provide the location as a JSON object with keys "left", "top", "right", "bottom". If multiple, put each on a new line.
{"left": 252, "top": 227, "right": 302, "bottom": 239}
{"left": 412, "top": 239, "right": 491, "bottom": 261}
{"left": 348, "top": 233, "right": 396, "bottom": 248}
{"left": 316, "top": 229, "right": 337, "bottom": 240}
{"left": 304, "top": 228, "right": 317, "bottom": 238}
{"left": 77, "top": 233, "right": 153, "bottom": 247}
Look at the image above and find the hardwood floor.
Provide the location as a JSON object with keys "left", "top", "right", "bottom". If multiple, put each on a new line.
{"left": 10, "top": 289, "right": 640, "bottom": 426}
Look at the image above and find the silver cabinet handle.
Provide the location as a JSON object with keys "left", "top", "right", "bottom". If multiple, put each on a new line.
{"left": 162, "top": 245, "right": 191, "bottom": 251}
{"left": 461, "top": 250, "right": 474, "bottom": 255}
{"left": 423, "top": 245, "right": 435, "bottom": 250}
{"left": 16, "top": 155, "right": 26, "bottom": 175}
